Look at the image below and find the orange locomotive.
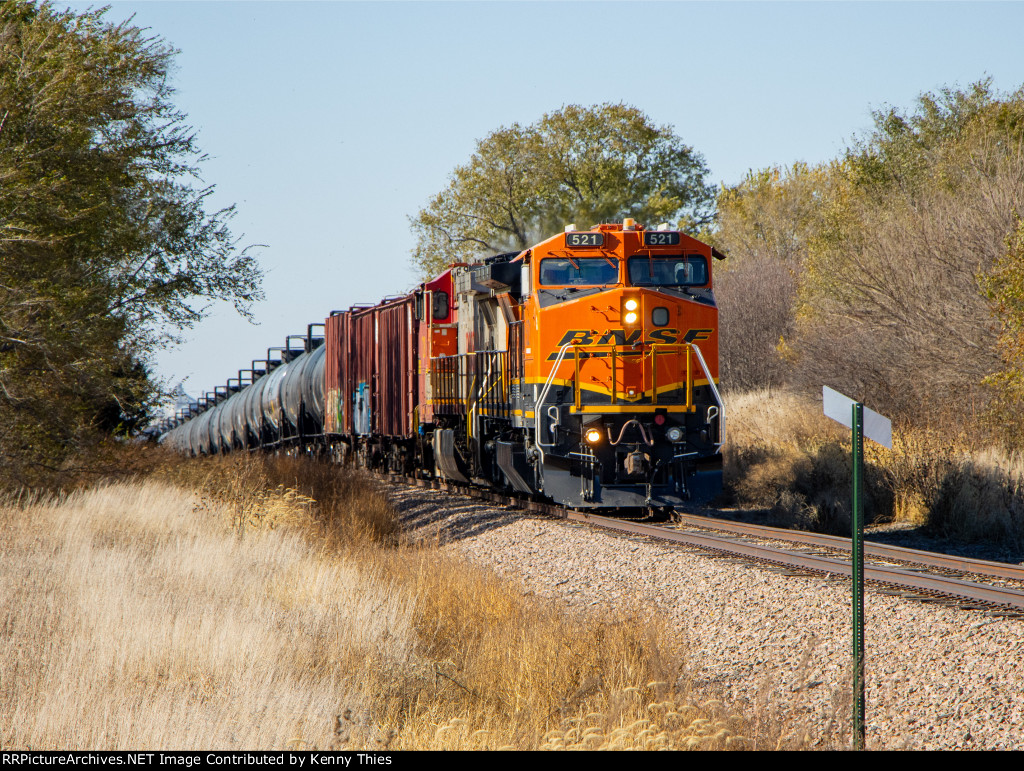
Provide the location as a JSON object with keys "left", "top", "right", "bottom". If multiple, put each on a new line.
{"left": 415, "top": 218, "right": 725, "bottom": 511}
{"left": 160, "top": 219, "right": 725, "bottom": 514}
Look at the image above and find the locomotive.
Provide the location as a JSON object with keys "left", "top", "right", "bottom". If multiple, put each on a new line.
{"left": 159, "top": 218, "right": 726, "bottom": 512}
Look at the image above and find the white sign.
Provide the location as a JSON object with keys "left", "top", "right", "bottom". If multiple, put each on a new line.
{"left": 822, "top": 386, "right": 893, "bottom": 449}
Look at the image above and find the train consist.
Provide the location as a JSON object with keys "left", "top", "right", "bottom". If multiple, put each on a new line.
{"left": 159, "top": 219, "right": 726, "bottom": 512}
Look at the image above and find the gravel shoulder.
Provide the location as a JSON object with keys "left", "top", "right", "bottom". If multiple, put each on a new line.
{"left": 386, "top": 482, "right": 1024, "bottom": 751}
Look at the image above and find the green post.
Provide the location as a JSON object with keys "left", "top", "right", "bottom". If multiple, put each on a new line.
{"left": 851, "top": 402, "right": 865, "bottom": 750}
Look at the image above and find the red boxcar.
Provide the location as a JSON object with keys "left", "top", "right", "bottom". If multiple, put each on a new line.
{"left": 324, "top": 311, "right": 349, "bottom": 434}
{"left": 324, "top": 297, "right": 418, "bottom": 439}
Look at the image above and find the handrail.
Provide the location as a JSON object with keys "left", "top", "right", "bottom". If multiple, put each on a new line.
{"left": 688, "top": 343, "right": 726, "bottom": 448}
{"left": 648, "top": 343, "right": 692, "bottom": 407}
{"left": 547, "top": 340, "right": 726, "bottom": 448}
{"left": 430, "top": 350, "right": 510, "bottom": 417}
{"left": 535, "top": 341, "right": 577, "bottom": 450}
{"left": 562, "top": 342, "right": 708, "bottom": 411}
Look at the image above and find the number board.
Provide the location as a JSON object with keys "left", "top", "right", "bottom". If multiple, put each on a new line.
{"left": 565, "top": 232, "right": 604, "bottom": 248}
{"left": 643, "top": 231, "right": 681, "bottom": 246}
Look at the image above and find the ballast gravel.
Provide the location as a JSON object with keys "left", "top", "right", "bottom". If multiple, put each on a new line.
{"left": 385, "top": 482, "right": 1024, "bottom": 751}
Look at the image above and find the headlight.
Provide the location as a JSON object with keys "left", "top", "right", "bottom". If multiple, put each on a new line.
{"left": 666, "top": 427, "right": 684, "bottom": 443}
{"left": 585, "top": 428, "right": 603, "bottom": 444}
{"left": 621, "top": 296, "right": 641, "bottom": 325}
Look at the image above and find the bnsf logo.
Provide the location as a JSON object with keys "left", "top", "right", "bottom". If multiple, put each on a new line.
{"left": 546, "top": 328, "right": 712, "bottom": 360}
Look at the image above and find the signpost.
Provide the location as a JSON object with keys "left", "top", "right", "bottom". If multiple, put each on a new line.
{"left": 822, "top": 386, "right": 892, "bottom": 751}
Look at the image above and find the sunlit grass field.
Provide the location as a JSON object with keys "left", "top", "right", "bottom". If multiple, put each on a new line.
{"left": 0, "top": 455, "right": 793, "bottom": 750}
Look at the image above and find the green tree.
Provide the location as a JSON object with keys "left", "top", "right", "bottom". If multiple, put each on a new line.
{"left": 711, "top": 163, "right": 828, "bottom": 264}
{"left": 0, "top": 3, "right": 262, "bottom": 485}
{"left": 410, "top": 103, "right": 715, "bottom": 277}
{"left": 846, "top": 78, "right": 1024, "bottom": 197}
{"left": 707, "top": 80, "right": 1024, "bottom": 426}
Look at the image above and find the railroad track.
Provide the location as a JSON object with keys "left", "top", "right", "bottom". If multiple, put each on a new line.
{"left": 670, "top": 512, "right": 1024, "bottom": 581}
{"left": 389, "top": 473, "right": 1024, "bottom": 616}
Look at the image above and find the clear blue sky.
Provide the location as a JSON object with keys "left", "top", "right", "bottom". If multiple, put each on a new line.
{"left": 59, "top": 1, "right": 1024, "bottom": 404}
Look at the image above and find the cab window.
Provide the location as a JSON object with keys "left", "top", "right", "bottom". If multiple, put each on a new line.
{"left": 539, "top": 258, "right": 618, "bottom": 286}
{"left": 627, "top": 256, "right": 708, "bottom": 287}
{"left": 432, "top": 291, "right": 449, "bottom": 320}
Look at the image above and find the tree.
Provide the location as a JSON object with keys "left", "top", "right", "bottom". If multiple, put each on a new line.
{"left": 706, "top": 81, "right": 1024, "bottom": 429}
{"left": 980, "top": 216, "right": 1024, "bottom": 448}
{"left": 0, "top": 3, "right": 262, "bottom": 486}
{"left": 845, "top": 79, "right": 1024, "bottom": 197}
{"left": 714, "top": 256, "right": 799, "bottom": 392}
{"left": 410, "top": 103, "right": 715, "bottom": 277}
{"left": 711, "top": 163, "right": 828, "bottom": 265}
{"left": 707, "top": 164, "right": 846, "bottom": 391}
{"left": 788, "top": 81, "right": 1024, "bottom": 424}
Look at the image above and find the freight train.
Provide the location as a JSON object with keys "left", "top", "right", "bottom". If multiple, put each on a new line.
{"left": 158, "top": 219, "right": 726, "bottom": 512}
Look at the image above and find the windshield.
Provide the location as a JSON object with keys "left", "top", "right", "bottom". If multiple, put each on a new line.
{"left": 627, "top": 256, "right": 708, "bottom": 287}
{"left": 539, "top": 258, "right": 618, "bottom": 286}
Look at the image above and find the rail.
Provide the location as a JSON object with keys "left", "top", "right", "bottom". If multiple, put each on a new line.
{"left": 391, "top": 473, "right": 1024, "bottom": 615}
{"left": 672, "top": 513, "right": 1024, "bottom": 581}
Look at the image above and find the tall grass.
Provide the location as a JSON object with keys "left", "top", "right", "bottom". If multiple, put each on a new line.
{"left": 0, "top": 480, "right": 411, "bottom": 749}
{"left": 1, "top": 454, "right": 796, "bottom": 749}
{"left": 152, "top": 452, "right": 401, "bottom": 546}
{"left": 725, "top": 389, "right": 1024, "bottom": 546}
{"left": 885, "top": 428, "right": 1024, "bottom": 547}
{"left": 9, "top": 403, "right": 1016, "bottom": 751}
{"left": 723, "top": 389, "right": 893, "bottom": 533}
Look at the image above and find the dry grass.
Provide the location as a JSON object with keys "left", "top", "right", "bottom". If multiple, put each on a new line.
{"left": 0, "top": 480, "right": 413, "bottom": 749}
{"left": 12, "top": 405, "right": 1018, "bottom": 751}
{"left": 723, "top": 389, "right": 893, "bottom": 533}
{"left": 885, "top": 428, "right": 1024, "bottom": 546}
{"left": 151, "top": 453, "right": 402, "bottom": 547}
{"left": 1, "top": 453, "right": 799, "bottom": 750}
{"left": 374, "top": 550, "right": 758, "bottom": 750}
{"left": 725, "top": 388, "right": 1024, "bottom": 545}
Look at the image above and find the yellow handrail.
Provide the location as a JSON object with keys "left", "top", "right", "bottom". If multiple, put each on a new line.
{"left": 563, "top": 342, "right": 704, "bottom": 412}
